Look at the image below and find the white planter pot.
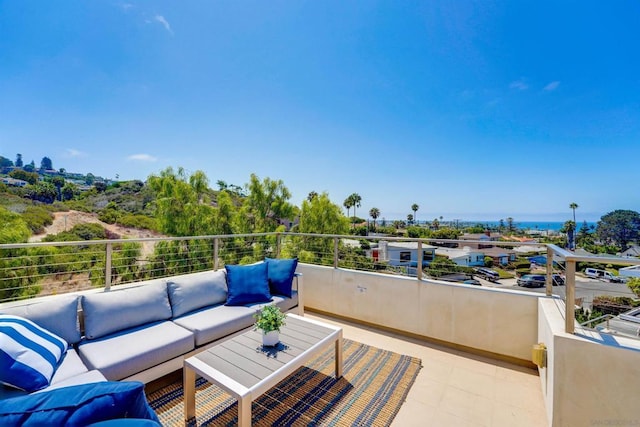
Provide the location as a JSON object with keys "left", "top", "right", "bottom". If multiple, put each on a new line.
{"left": 262, "top": 330, "right": 279, "bottom": 347}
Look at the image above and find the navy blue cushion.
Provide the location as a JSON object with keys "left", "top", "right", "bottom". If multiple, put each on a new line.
{"left": 225, "top": 263, "right": 272, "bottom": 306}
{"left": 265, "top": 258, "right": 298, "bottom": 298}
{"left": 0, "top": 381, "right": 159, "bottom": 427}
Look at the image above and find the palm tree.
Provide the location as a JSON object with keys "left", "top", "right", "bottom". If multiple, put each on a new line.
{"left": 349, "top": 193, "right": 362, "bottom": 228}
{"left": 569, "top": 202, "right": 579, "bottom": 224}
{"left": 407, "top": 214, "right": 413, "bottom": 224}
{"left": 569, "top": 203, "right": 579, "bottom": 249}
{"left": 432, "top": 217, "right": 440, "bottom": 230}
{"left": 343, "top": 197, "right": 353, "bottom": 219}
{"left": 411, "top": 204, "right": 419, "bottom": 225}
{"left": 369, "top": 207, "right": 380, "bottom": 229}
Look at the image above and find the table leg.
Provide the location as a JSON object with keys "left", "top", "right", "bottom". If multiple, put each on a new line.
{"left": 335, "top": 332, "right": 343, "bottom": 378}
{"left": 184, "top": 366, "right": 196, "bottom": 421}
{"left": 238, "top": 395, "right": 252, "bottom": 427}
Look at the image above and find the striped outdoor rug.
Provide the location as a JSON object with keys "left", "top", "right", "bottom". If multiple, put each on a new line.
{"left": 147, "top": 339, "right": 421, "bottom": 426}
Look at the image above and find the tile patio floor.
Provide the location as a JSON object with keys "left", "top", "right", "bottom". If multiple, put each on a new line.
{"left": 304, "top": 312, "right": 548, "bottom": 427}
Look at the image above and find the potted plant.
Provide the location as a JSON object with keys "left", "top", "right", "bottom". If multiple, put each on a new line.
{"left": 254, "top": 305, "right": 286, "bottom": 346}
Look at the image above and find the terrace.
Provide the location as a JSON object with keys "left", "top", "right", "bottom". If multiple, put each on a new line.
{"left": 2, "top": 232, "right": 640, "bottom": 426}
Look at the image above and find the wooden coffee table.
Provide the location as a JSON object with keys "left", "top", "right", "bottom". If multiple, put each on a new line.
{"left": 183, "top": 313, "right": 343, "bottom": 426}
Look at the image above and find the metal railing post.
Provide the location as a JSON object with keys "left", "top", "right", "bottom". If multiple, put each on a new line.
{"left": 417, "top": 241, "right": 423, "bottom": 280}
{"left": 105, "top": 243, "right": 112, "bottom": 291}
{"left": 565, "top": 258, "right": 576, "bottom": 334}
{"left": 214, "top": 238, "right": 219, "bottom": 270}
{"left": 276, "top": 233, "right": 282, "bottom": 258}
{"left": 334, "top": 237, "right": 339, "bottom": 268}
{"left": 546, "top": 246, "right": 553, "bottom": 296}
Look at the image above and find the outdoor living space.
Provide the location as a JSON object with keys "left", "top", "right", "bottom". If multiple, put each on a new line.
{"left": 304, "top": 312, "right": 548, "bottom": 427}
{"left": 145, "top": 310, "right": 547, "bottom": 427}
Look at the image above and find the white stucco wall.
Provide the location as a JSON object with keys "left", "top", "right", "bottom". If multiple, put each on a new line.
{"left": 298, "top": 263, "right": 542, "bottom": 361}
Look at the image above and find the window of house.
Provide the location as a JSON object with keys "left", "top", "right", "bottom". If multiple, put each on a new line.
{"left": 423, "top": 251, "right": 434, "bottom": 261}
{"left": 400, "top": 251, "right": 411, "bottom": 262}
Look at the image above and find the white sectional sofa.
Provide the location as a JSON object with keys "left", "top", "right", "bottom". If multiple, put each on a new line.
{"left": 0, "top": 262, "right": 302, "bottom": 400}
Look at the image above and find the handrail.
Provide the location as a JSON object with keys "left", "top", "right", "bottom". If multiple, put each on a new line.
{"left": 5, "top": 232, "right": 640, "bottom": 336}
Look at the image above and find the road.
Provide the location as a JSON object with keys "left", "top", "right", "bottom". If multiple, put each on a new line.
{"left": 479, "top": 275, "right": 636, "bottom": 309}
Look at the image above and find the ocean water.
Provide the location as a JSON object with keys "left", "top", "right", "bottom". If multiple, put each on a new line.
{"left": 461, "top": 221, "right": 597, "bottom": 232}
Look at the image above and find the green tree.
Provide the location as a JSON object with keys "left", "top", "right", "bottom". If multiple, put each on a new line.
{"left": 15, "top": 153, "right": 23, "bottom": 167}
{"left": 369, "top": 207, "right": 380, "bottom": 229}
{"left": 241, "top": 174, "right": 294, "bottom": 233}
{"left": 85, "top": 173, "right": 95, "bottom": 185}
{"left": 50, "top": 175, "right": 66, "bottom": 200}
{"left": 9, "top": 169, "right": 39, "bottom": 184}
{"left": 23, "top": 161, "right": 36, "bottom": 172}
{"left": 26, "top": 182, "right": 57, "bottom": 203}
{"left": 407, "top": 214, "right": 413, "bottom": 224}
{"left": 506, "top": 217, "right": 515, "bottom": 233}
{"left": 148, "top": 167, "right": 217, "bottom": 236}
{"left": 41, "top": 156, "right": 53, "bottom": 170}
{"left": 561, "top": 220, "right": 576, "bottom": 249}
{"left": 61, "top": 182, "right": 78, "bottom": 201}
{"left": 0, "top": 156, "right": 13, "bottom": 168}
{"left": 432, "top": 217, "right": 440, "bottom": 230}
{"left": 597, "top": 210, "right": 640, "bottom": 251}
{"left": 307, "top": 191, "right": 318, "bottom": 202}
{"left": 411, "top": 203, "right": 419, "bottom": 224}
{"left": 298, "top": 192, "right": 349, "bottom": 235}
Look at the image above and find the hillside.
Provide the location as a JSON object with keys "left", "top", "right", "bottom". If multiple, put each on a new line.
{"left": 28, "top": 210, "right": 165, "bottom": 257}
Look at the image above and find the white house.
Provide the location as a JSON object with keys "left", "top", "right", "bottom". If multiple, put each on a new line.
{"left": 375, "top": 241, "right": 437, "bottom": 267}
{"left": 435, "top": 247, "right": 485, "bottom": 267}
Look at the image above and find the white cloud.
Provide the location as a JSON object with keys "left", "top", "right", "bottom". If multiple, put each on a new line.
{"left": 509, "top": 79, "right": 529, "bottom": 91}
{"left": 64, "top": 148, "right": 86, "bottom": 158}
{"left": 127, "top": 153, "right": 158, "bottom": 162}
{"left": 544, "top": 81, "right": 560, "bottom": 91}
{"left": 154, "top": 15, "right": 173, "bottom": 35}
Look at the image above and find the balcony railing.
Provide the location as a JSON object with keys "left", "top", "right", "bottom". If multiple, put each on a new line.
{"left": 2, "top": 232, "right": 640, "bottom": 337}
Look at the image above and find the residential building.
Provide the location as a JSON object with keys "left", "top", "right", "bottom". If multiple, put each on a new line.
{"left": 435, "top": 246, "right": 485, "bottom": 267}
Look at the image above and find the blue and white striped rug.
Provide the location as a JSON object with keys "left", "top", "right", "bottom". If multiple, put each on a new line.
{"left": 147, "top": 339, "right": 422, "bottom": 426}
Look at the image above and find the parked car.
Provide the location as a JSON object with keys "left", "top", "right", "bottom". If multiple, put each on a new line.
{"left": 474, "top": 267, "right": 500, "bottom": 282}
{"left": 552, "top": 274, "right": 565, "bottom": 286}
{"left": 584, "top": 268, "right": 623, "bottom": 282}
{"left": 517, "top": 274, "right": 546, "bottom": 288}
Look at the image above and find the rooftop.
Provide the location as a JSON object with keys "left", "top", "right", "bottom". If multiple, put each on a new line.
{"left": 305, "top": 312, "right": 547, "bottom": 427}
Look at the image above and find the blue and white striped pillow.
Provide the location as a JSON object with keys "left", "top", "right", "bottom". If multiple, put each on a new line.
{"left": 0, "top": 314, "right": 68, "bottom": 392}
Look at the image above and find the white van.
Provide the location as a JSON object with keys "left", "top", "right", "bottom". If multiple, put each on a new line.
{"left": 584, "top": 268, "right": 623, "bottom": 282}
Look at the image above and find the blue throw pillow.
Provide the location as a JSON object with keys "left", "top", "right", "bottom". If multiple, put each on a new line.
{"left": 0, "top": 381, "right": 159, "bottom": 426}
{"left": 225, "top": 263, "right": 272, "bottom": 306}
{"left": 265, "top": 257, "right": 298, "bottom": 298}
{"left": 0, "top": 315, "right": 68, "bottom": 392}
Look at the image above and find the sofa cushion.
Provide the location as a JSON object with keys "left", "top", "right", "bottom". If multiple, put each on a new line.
{"left": 49, "top": 348, "right": 89, "bottom": 385}
{"left": 0, "top": 381, "right": 159, "bottom": 426}
{"left": 225, "top": 263, "right": 272, "bottom": 306}
{"left": 78, "top": 321, "right": 194, "bottom": 381}
{"left": 82, "top": 281, "right": 172, "bottom": 340}
{"left": 167, "top": 270, "right": 227, "bottom": 318}
{"left": 0, "top": 315, "right": 68, "bottom": 392}
{"left": 265, "top": 258, "right": 298, "bottom": 298}
{"left": 172, "top": 304, "right": 256, "bottom": 347}
{"left": 249, "top": 292, "right": 299, "bottom": 314}
{"left": 0, "top": 295, "right": 81, "bottom": 345}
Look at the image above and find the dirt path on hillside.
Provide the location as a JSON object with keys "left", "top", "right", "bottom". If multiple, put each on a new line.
{"left": 28, "top": 210, "right": 165, "bottom": 258}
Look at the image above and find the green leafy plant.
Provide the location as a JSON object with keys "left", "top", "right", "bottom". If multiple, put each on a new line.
{"left": 254, "top": 305, "right": 286, "bottom": 333}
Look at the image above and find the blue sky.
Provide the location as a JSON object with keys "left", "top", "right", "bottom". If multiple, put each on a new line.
{"left": 1, "top": 1, "right": 639, "bottom": 223}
